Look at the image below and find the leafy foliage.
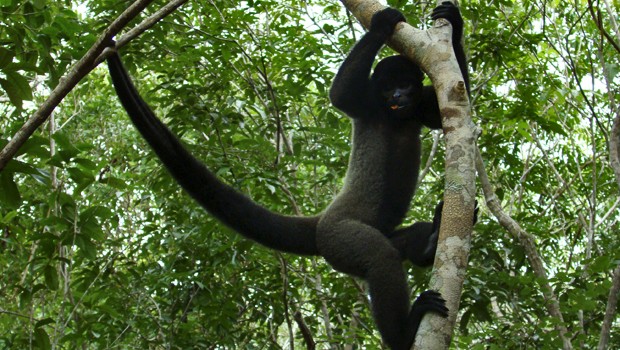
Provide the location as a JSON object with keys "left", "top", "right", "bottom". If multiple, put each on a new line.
{"left": 1, "top": 0, "right": 619, "bottom": 348}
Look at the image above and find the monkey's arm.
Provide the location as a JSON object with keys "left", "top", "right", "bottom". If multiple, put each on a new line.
{"left": 107, "top": 52, "right": 320, "bottom": 256}
{"left": 388, "top": 201, "right": 478, "bottom": 266}
{"left": 419, "top": 2, "right": 470, "bottom": 129}
{"left": 329, "top": 32, "right": 385, "bottom": 117}
{"left": 388, "top": 221, "right": 436, "bottom": 266}
{"left": 387, "top": 201, "right": 444, "bottom": 267}
{"left": 329, "top": 8, "right": 405, "bottom": 118}
{"left": 432, "top": 1, "right": 470, "bottom": 95}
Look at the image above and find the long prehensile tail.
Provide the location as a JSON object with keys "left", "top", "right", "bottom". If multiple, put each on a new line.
{"left": 107, "top": 52, "right": 319, "bottom": 256}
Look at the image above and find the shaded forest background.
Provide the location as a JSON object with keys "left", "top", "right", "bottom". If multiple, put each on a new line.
{"left": 1, "top": 0, "right": 619, "bottom": 348}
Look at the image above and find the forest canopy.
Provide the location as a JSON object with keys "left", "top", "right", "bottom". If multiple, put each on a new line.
{"left": 0, "top": 0, "right": 619, "bottom": 348}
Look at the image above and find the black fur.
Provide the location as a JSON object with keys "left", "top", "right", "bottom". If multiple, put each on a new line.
{"left": 106, "top": 3, "right": 469, "bottom": 349}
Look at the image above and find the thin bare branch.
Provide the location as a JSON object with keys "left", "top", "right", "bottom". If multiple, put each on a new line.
{"left": 0, "top": 0, "right": 185, "bottom": 171}
{"left": 95, "top": 0, "right": 190, "bottom": 66}
{"left": 586, "top": 0, "right": 620, "bottom": 54}
{"left": 417, "top": 131, "right": 441, "bottom": 190}
{"left": 598, "top": 264, "right": 620, "bottom": 350}
{"left": 475, "top": 147, "right": 573, "bottom": 350}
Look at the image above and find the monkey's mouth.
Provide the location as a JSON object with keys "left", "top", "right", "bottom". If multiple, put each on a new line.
{"left": 390, "top": 104, "right": 407, "bottom": 110}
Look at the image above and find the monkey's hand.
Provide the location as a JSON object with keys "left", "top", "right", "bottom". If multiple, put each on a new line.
{"left": 431, "top": 1, "right": 464, "bottom": 40}
{"left": 370, "top": 8, "right": 406, "bottom": 39}
{"left": 411, "top": 290, "right": 449, "bottom": 317}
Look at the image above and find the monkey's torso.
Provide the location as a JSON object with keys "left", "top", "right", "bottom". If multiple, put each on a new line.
{"left": 317, "top": 116, "right": 424, "bottom": 277}
{"left": 337, "top": 118, "right": 423, "bottom": 231}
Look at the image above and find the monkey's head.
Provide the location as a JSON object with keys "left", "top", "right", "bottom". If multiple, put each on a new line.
{"left": 371, "top": 55, "right": 424, "bottom": 118}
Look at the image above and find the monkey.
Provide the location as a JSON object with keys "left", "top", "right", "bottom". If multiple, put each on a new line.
{"left": 320, "top": 3, "right": 469, "bottom": 348}
{"left": 106, "top": 2, "right": 470, "bottom": 349}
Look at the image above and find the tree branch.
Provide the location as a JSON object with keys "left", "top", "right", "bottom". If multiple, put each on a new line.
{"left": 598, "top": 264, "right": 620, "bottom": 350}
{"left": 599, "top": 26, "right": 620, "bottom": 347}
{"left": 586, "top": 0, "right": 620, "bottom": 55}
{"left": 416, "top": 131, "right": 441, "bottom": 191}
{"left": 475, "top": 147, "right": 573, "bottom": 350}
{"left": 0, "top": 0, "right": 190, "bottom": 171}
{"left": 294, "top": 309, "right": 316, "bottom": 350}
{"left": 94, "top": 0, "right": 189, "bottom": 67}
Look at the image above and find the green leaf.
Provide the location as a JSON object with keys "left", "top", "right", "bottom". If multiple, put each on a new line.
{"left": 54, "top": 9, "right": 81, "bottom": 37}
{"left": 16, "top": 135, "right": 49, "bottom": 158}
{"left": 79, "top": 214, "right": 105, "bottom": 241}
{"left": 605, "top": 62, "right": 618, "bottom": 81}
{"left": 32, "top": 0, "right": 46, "bottom": 10}
{"left": 34, "top": 327, "right": 51, "bottom": 350}
{"left": 74, "top": 157, "right": 98, "bottom": 173}
{"left": 35, "top": 318, "right": 55, "bottom": 329}
{"left": 51, "top": 132, "right": 80, "bottom": 159}
{"left": 1, "top": 210, "right": 18, "bottom": 223}
{"left": 43, "top": 265, "right": 59, "bottom": 291}
{"left": 0, "top": 47, "right": 14, "bottom": 68}
{"left": 75, "top": 236, "right": 97, "bottom": 260}
{"left": 100, "top": 176, "right": 127, "bottom": 189}
{"left": 0, "top": 171, "right": 21, "bottom": 208}
{"left": 0, "top": 71, "right": 33, "bottom": 107}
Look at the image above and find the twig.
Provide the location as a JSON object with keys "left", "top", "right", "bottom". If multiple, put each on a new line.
{"left": 598, "top": 264, "right": 620, "bottom": 350}
{"left": 416, "top": 130, "right": 441, "bottom": 189}
{"left": 278, "top": 254, "right": 295, "bottom": 349}
{"left": 293, "top": 310, "right": 316, "bottom": 350}
{"left": 586, "top": 0, "right": 620, "bottom": 54}
{"left": 475, "top": 147, "right": 573, "bottom": 350}
{"left": 94, "top": 0, "right": 190, "bottom": 66}
{"left": 311, "top": 259, "right": 335, "bottom": 347}
{"left": 0, "top": 0, "right": 187, "bottom": 171}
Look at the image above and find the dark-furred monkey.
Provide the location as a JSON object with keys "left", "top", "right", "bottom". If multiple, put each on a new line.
{"left": 106, "top": 2, "right": 470, "bottom": 349}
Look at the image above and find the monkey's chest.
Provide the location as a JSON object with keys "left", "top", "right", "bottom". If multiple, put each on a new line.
{"left": 342, "top": 122, "right": 422, "bottom": 229}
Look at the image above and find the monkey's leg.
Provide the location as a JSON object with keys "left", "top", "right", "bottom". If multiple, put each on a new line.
{"left": 366, "top": 253, "right": 418, "bottom": 350}
{"left": 389, "top": 201, "right": 478, "bottom": 267}
{"left": 316, "top": 219, "right": 417, "bottom": 350}
{"left": 388, "top": 222, "right": 436, "bottom": 267}
{"left": 387, "top": 201, "right": 444, "bottom": 267}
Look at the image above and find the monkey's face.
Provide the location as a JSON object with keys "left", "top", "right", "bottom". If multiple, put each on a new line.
{"left": 381, "top": 83, "right": 415, "bottom": 115}
{"left": 371, "top": 56, "right": 424, "bottom": 119}
{"left": 379, "top": 80, "right": 422, "bottom": 118}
